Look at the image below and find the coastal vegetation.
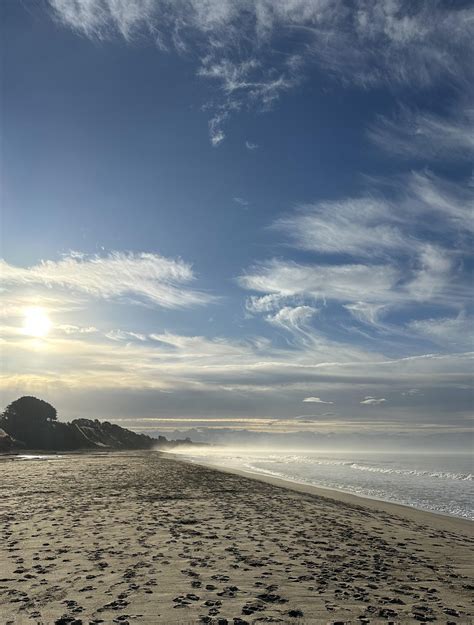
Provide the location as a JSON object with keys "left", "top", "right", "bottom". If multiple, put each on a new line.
{"left": 0, "top": 395, "right": 175, "bottom": 452}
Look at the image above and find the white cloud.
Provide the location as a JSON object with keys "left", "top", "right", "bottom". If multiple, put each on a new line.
{"left": 303, "top": 396, "right": 333, "bottom": 404}
{"left": 266, "top": 305, "right": 318, "bottom": 347}
{"left": 48, "top": 1, "right": 473, "bottom": 85}
{"left": 198, "top": 55, "right": 296, "bottom": 144}
{"left": 105, "top": 329, "right": 147, "bottom": 342}
{"left": 360, "top": 396, "right": 386, "bottom": 405}
{"left": 242, "top": 248, "right": 464, "bottom": 328}
{"left": 233, "top": 196, "right": 249, "bottom": 207}
{"left": 47, "top": 1, "right": 473, "bottom": 143}
{"left": 198, "top": 57, "right": 295, "bottom": 108}
{"left": 240, "top": 172, "right": 472, "bottom": 336}
{"left": 1, "top": 251, "right": 214, "bottom": 309}
{"left": 239, "top": 259, "right": 399, "bottom": 306}
{"left": 208, "top": 110, "right": 228, "bottom": 146}
{"left": 409, "top": 314, "right": 474, "bottom": 349}
{"left": 343, "top": 302, "right": 386, "bottom": 325}
{"left": 273, "top": 197, "right": 405, "bottom": 257}
{"left": 369, "top": 105, "right": 474, "bottom": 161}
{"left": 406, "top": 244, "right": 453, "bottom": 303}
{"left": 245, "top": 293, "right": 298, "bottom": 315}
{"left": 405, "top": 171, "right": 474, "bottom": 236}
{"left": 267, "top": 304, "right": 316, "bottom": 328}
{"left": 245, "top": 141, "right": 259, "bottom": 150}
{"left": 58, "top": 324, "right": 98, "bottom": 335}
{"left": 402, "top": 388, "right": 421, "bottom": 397}
{"left": 273, "top": 172, "right": 473, "bottom": 259}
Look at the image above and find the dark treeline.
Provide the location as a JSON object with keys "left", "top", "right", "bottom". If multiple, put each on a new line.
{"left": 0, "top": 396, "right": 189, "bottom": 452}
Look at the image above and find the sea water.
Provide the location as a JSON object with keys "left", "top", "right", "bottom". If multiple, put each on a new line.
{"left": 169, "top": 448, "right": 473, "bottom": 520}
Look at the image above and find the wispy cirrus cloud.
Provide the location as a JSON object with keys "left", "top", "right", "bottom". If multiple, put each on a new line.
{"left": 266, "top": 304, "right": 320, "bottom": 348}
{"left": 409, "top": 314, "right": 474, "bottom": 349}
{"left": 47, "top": 0, "right": 473, "bottom": 144}
{"left": 105, "top": 329, "right": 147, "bottom": 342}
{"left": 239, "top": 254, "right": 470, "bottom": 335}
{"left": 240, "top": 259, "right": 400, "bottom": 306}
{"left": 369, "top": 105, "right": 474, "bottom": 161}
{"left": 233, "top": 196, "right": 250, "bottom": 208}
{"left": 273, "top": 171, "right": 473, "bottom": 258}
{"left": 245, "top": 293, "right": 298, "bottom": 315}
{"left": 273, "top": 197, "right": 405, "bottom": 258}
{"left": 240, "top": 253, "right": 467, "bottom": 335}
{"left": 1, "top": 251, "right": 213, "bottom": 309}
{"left": 240, "top": 246, "right": 466, "bottom": 335}
{"left": 404, "top": 171, "right": 474, "bottom": 236}
{"left": 240, "top": 170, "right": 472, "bottom": 347}
{"left": 245, "top": 140, "right": 259, "bottom": 150}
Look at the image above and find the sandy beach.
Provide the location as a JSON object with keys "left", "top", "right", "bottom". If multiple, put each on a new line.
{"left": 1, "top": 451, "right": 472, "bottom": 624}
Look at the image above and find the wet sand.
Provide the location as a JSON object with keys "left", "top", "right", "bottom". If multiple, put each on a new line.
{"left": 1, "top": 451, "right": 472, "bottom": 624}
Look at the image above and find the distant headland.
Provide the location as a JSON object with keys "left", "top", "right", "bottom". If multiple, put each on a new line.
{"left": 0, "top": 396, "right": 194, "bottom": 452}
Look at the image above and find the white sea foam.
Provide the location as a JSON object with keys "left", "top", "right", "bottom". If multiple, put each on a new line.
{"left": 15, "top": 454, "right": 63, "bottom": 461}
{"left": 235, "top": 454, "right": 473, "bottom": 481}
{"left": 170, "top": 448, "right": 474, "bottom": 520}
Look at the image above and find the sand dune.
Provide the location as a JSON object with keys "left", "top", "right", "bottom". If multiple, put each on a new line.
{"left": 1, "top": 451, "right": 472, "bottom": 624}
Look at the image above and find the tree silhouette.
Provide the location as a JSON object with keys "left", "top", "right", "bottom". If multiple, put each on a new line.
{"left": 1, "top": 396, "right": 57, "bottom": 446}
{"left": 0, "top": 396, "right": 163, "bottom": 451}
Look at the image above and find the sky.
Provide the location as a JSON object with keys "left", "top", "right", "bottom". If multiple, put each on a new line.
{"left": 1, "top": 0, "right": 473, "bottom": 448}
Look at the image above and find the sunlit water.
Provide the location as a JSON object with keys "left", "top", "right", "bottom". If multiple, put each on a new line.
{"left": 168, "top": 448, "right": 473, "bottom": 520}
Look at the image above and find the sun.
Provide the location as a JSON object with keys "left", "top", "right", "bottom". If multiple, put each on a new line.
{"left": 23, "top": 307, "right": 52, "bottom": 338}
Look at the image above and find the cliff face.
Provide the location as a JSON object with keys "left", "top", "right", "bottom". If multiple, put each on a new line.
{"left": 70, "top": 419, "right": 167, "bottom": 450}
{"left": 0, "top": 418, "right": 169, "bottom": 452}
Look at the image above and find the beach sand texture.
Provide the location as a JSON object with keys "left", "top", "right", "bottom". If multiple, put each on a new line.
{"left": 1, "top": 451, "right": 472, "bottom": 624}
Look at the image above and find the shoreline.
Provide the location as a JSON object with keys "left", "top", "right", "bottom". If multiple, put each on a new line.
{"left": 167, "top": 453, "right": 473, "bottom": 536}
{"left": 1, "top": 451, "right": 473, "bottom": 623}
{"left": 5, "top": 448, "right": 473, "bottom": 534}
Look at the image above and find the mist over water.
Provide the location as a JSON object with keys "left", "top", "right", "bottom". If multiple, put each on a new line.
{"left": 167, "top": 446, "right": 473, "bottom": 520}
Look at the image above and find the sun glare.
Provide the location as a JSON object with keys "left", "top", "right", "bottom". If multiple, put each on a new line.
{"left": 23, "top": 307, "right": 52, "bottom": 338}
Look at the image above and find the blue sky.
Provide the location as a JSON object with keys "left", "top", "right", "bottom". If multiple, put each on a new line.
{"left": 1, "top": 1, "right": 473, "bottom": 447}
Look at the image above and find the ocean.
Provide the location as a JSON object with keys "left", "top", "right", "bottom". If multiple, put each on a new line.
{"left": 169, "top": 448, "right": 473, "bottom": 520}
